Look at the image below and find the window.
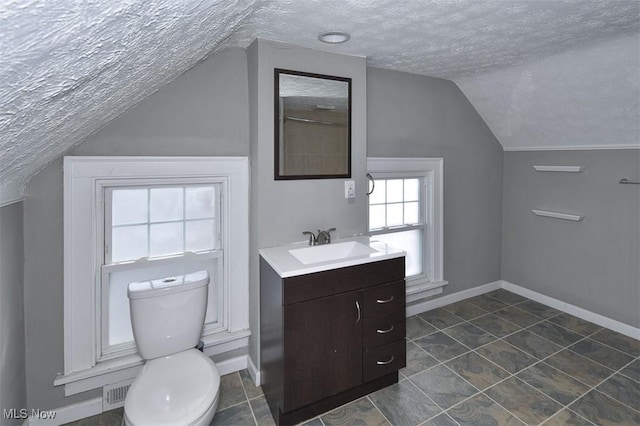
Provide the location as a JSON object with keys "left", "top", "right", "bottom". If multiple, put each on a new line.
{"left": 368, "top": 177, "right": 424, "bottom": 277}
{"left": 107, "top": 184, "right": 220, "bottom": 262}
{"left": 60, "top": 157, "right": 249, "bottom": 394}
{"left": 100, "top": 181, "right": 224, "bottom": 359}
{"left": 367, "top": 158, "right": 445, "bottom": 300}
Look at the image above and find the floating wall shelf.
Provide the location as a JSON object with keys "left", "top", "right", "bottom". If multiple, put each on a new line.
{"left": 532, "top": 209, "right": 584, "bottom": 222}
{"left": 533, "top": 166, "right": 584, "bottom": 173}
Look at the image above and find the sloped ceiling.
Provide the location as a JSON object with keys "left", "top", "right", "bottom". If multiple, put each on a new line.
{"left": 456, "top": 32, "right": 640, "bottom": 150}
{"left": 1, "top": 0, "right": 639, "bottom": 204}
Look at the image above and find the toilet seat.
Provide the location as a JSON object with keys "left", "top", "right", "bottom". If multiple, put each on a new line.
{"left": 124, "top": 349, "right": 220, "bottom": 426}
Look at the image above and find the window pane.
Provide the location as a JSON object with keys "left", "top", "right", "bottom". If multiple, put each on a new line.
{"left": 369, "top": 179, "right": 386, "bottom": 205}
{"left": 186, "top": 186, "right": 216, "bottom": 220}
{"left": 373, "top": 229, "right": 423, "bottom": 276}
{"left": 386, "top": 203, "right": 403, "bottom": 227}
{"left": 112, "top": 225, "right": 148, "bottom": 262}
{"left": 186, "top": 220, "right": 216, "bottom": 252}
{"left": 404, "top": 178, "right": 420, "bottom": 202}
{"left": 112, "top": 189, "right": 147, "bottom": 226}
{"left": 150, "top": 222, "right": 184, "bottom": 257}
{"left": 150, "top": 187, "right": 183, "bottom": 222}
{"left": 386, "top": 179, "right": 403, "bottom": 203}
{"left": 108, "top": 271, "right": 134, "bottom": 346}
{"left": 404, "top": 201, "right": 420, "bottom": 224}
{"left": 105, "top": 258, "right": 221, "bottom": 351}
{"left": 369, "top": 205, "right": 386, "bottom": 230}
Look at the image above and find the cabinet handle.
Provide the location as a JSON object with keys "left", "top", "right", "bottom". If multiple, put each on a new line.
{"left": 376, "top": 356, "right": 395, "bottom": 365}
{"left": 376, "top": 296, "right": 394, "bottom": 304}
{"left": 355, "top": 300, "right": 361, "bottom": 323}
{"left": 376, "top": 325, "right": 395, "bottom": 334}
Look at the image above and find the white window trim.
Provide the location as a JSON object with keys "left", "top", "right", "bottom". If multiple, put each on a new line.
{"left": 59, "top": 156, "right": 249, "bottom": 393}
{"left": 367, "top": 157, "right": 446, "bottom": 300}
{"left": 97, "top": 178, "right": 226, "bottom": 360}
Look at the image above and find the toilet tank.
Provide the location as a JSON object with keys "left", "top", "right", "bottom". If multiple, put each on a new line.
{"left": 128, "top": 270, "right": 209, "bottom": 360}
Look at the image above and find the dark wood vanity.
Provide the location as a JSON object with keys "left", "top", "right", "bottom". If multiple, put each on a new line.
{"left": 260, "top": 256, "right": 406, "bottom": 425}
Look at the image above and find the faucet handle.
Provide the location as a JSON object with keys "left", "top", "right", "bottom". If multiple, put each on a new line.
{"left": 317, "top": 228, "right": 336, "bottom": 244}
{"left": 302, "top": 231, "right": 317, "bottom": 246}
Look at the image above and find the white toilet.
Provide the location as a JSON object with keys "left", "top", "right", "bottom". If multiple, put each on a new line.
{"left": 124, "top": 270, "right": 221, "bottom": 426}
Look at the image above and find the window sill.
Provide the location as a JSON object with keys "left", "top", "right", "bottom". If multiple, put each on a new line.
{"left": 54, "top": 329, "right": 250, "bottom": 396}
{"left": 406, "top": 279, "right": 448, "bottom": 304}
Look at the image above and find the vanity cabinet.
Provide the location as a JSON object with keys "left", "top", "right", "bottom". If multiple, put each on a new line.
{"left": 260, "top": 256, "right": 406, "bottom": 425}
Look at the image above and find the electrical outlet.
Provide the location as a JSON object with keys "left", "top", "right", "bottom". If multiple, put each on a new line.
{"left": 344, "top": 180, "right": 356, "bottom": 199}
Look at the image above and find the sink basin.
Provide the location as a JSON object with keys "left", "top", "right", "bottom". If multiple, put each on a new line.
{"left": 289, "top": 241, "right": 378, "bottom": 265}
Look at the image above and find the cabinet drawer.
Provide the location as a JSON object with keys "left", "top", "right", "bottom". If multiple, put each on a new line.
{"left": 363, "top": 281, "right": 405, "bottom": 319}
{"left": 363, "top": 312, "right": 406, "bottom": 350}
{"left": 363, "top": 340, "right": 406, "bottom": 382}
{"left": 284, "top": 257, "right": 405, "bottom": 305}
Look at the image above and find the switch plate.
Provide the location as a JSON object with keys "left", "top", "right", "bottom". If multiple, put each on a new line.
{"left": 344, "top": 180, "right": 356, "bottom": 199}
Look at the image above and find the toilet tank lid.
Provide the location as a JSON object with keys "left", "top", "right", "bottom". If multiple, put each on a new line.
{"left": 128, "top": 271, "right": 209, "bottom": 300}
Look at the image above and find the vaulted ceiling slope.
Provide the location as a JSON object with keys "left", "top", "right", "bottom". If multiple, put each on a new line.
{"left": 0, "top": 0, "right": 260, "bottom": 205}
{"left": 1, "top": 1, "right": 639, "bottom": 204}
{"left": 456, "top": 32, "right": 640, "bottom": 150}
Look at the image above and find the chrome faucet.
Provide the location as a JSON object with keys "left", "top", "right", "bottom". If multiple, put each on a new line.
{"left": 302, "top": 228, "right": 336, "bottom": 246}
{"left": 316, "top": 228, "right": 336, "bottom": 245}
{"left": 302, "top": 231, "right": 317, "bottom": 246}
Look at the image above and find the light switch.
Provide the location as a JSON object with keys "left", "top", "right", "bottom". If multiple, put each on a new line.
{"left": 344, "top": 180, "right": 356, "bottom": 199}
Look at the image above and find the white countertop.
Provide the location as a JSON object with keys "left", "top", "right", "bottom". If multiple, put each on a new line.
{"left": 259, "top": 235, "right": 406, "bottom": 278}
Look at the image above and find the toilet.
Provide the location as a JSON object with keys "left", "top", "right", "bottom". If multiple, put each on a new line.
{"left": 123, "top": 270, "right": 220, "bottom": 426}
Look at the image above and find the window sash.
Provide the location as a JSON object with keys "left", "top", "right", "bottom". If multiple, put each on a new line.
{"left": 99, "top": 178, "right": 226, "bottom": 360}
{"left": 98, "top": 251, "right": 225, "bottom": 360}
{"left": 367, "top": 173, "right": 430, "bottom": 283}
{"left": 367, "top": 176, "right": 425, "bottom": 232}
{"left": 104, "top": 181, "right": 222, "bottom": 264}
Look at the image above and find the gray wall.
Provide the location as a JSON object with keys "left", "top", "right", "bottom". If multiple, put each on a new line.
{"left": 367, "top": 67, "right": 504, "bottom": 294}
{"left": 502, "top": 150, "right": 640, "bottom": 328}
{"left": 23, "top": 47, "right": 249, "bottom": 409}
{"left": 247, "top": 39, "right": 368, "bottom": 369}
{"left": 0, "top": 202, "right": 26, "bottom": 424}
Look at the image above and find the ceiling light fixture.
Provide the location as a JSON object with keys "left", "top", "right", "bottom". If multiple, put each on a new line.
{"left": 318, "top": 32, "right": 351, "bottom": 44}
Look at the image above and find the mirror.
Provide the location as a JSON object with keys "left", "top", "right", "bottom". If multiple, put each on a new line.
{"left": 275, "top": 69, "right": 351, "bottom": 179}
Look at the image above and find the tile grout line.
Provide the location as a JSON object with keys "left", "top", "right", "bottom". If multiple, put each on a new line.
{"left": 414, "top": 296, "right": 606, "bottom": 424}
{"left": 237, "top": 371, "right": 260, "bottom": 426}
{"left": 408, "top": 313, "right": 535, "bottom": 425}
{"left": 364, "top": 395, "right": 395, "bottom": 426}
{"left": 420, "top": 293, "right": 640, "bottom": 423}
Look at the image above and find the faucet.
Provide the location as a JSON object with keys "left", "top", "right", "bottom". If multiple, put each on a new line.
{"left": 302, "top": 228, "right": 336, "bottom": 245}
{"left": 302, "top": 231, "right": 317, "bottom": 246}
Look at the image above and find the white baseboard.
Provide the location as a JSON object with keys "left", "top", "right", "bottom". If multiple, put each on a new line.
{"left": 24, "top": 397, "right": 102, "bottom": 426}
{"left": 247, "top": 356, "right": 261, "bottom": 386}
{"left": 501, "top": 281, "right": 640, "bottom": 339}
{"left": 406, "top": 280, "right": 502, "bottom": 316}
{"left": 216, "top": 354, "right": 248, "bottom": 376}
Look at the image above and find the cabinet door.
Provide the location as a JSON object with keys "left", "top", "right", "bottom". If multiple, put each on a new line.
{"left": 283, "top": 290, "right": 363, "bottom": 412}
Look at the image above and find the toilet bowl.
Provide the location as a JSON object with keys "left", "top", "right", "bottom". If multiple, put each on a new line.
{"left": 124, "top": 350, "right": 220, "bottom": 426}
{"left": 123, "top": 271, "right": 220, "bottom": 426}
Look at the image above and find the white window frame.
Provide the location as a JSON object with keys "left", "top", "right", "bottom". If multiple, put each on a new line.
{"left": 98, "top": 178, "right": 226, "bottom": 360}
{"left": 59, "top": 156, "right": 249, "bottom": 395}
{"left": 367, "top": 158, "right": 446, "bottom": 302}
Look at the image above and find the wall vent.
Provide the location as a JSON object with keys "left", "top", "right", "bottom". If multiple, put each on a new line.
{"left": 103, "top": 379, "right": 133, "bottom": 410}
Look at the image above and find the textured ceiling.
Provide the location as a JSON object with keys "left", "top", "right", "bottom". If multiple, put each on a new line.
{"left": 1, "top": 0, "right": 639, "bottom": 204}
{"left": 456, "top": 32, "right": 640, "bottom": 150}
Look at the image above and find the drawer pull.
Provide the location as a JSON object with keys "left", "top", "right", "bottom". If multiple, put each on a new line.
{"left": 376, "top": 356, "right": 395, "bottom": 365}
{"left": 355, "top": 300, "right": 361, "bottom": 323}
{"left": 376, "top": 296, "right": 394, "bottom": 304}
{"left": 376, "top": 325, "right": 395, "bottom": 334}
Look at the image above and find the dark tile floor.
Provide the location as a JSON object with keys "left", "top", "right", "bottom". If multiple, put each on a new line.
{"left": 67, "top": 290, "right": 640, "bottom": 425}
